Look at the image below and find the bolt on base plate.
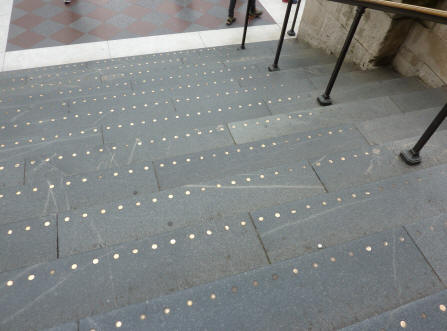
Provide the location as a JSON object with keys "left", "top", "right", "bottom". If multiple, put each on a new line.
{"left": 400, "top": 149, "right": 422, "bottom": 166}
{"left": 317, "top": 94, "right": 332, "bottom": 106}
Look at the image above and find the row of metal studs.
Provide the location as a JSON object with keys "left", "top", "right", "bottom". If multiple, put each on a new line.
{"left": 63, "top": 167, "right": 293, "bottom": 222}
{"left": 5, "top": 219, "right": 52, "bottom": 236}
{"left": 313, "top": 148, "right": 382, "bottom": 167}
{"left": 92, "top": 237, "right": 416, "bottom": 330}
{"left": 0, "top": 127, "right": 99, "bottom": 149}
{"left": 3, "top": 220, "right": 245, "bottom": 288}
{"left": 230, "top": 111, "right": 314, "bottom": 130}
{"left": 158, "top": 129, "right": 347, "bottom": 169}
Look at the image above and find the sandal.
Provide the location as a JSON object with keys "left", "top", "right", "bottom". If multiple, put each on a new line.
{"left": 226, "top": 16, "right": 236, "bottom": 25}
{"left": 249, "top": 9, "right": 263, "bottom": 18}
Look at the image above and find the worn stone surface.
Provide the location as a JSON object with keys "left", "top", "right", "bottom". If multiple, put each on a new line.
{"left": 342, "top": 290, "right": 447, "bottom": 330}
{"left": 390, "top": 87, "right": 447, "bottom": 113}
{"left": 58, "top": 161, "right": 324, "bottom": 256}
{"left": 406, "top": 214, "right": 447, "bottom": 284}
{"left": 358, "top": 107, "right": 447, "bottom": 145}
{"left": 155, "top": 125, "right": 368, "bottom": 190}
{"left": 0, "top": 215, "right": 57, "bottom": 273}
{"left": 252, "top": 163, "right": 447, "bottom": 262}
{"left": 229, "top": 97, "right": 401, "bottom": 144}
{"left": 0, "top": 215, "right": 268, "bottom": 331}
{"left": 79, "top": 228, "right": 443, "bottom": 331}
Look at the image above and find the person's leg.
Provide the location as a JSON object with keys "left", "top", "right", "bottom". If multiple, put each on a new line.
{"left": 249, "top": 0, "right": 263, "bottom": 17}
{"left": 228, "top": 0, "right": 237, "bottom": 17}
{"left": 227, "top": 0, "right": 237, "bottom": 25}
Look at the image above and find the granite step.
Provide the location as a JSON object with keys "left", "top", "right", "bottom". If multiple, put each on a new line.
{"left": 341, "top": 290, "right": 447, "bottom": 330}
{"left": 405, "top": 214, "right": 447, "bottom": 285}
{"left": 389, "top": 86, "right": 447, "bottom": 113}
{"left": 0, "top": 216, "right": 57, "bottom": 273}
{"left": 358, "top": 106, "right": 447, "bottom": 145}
{"left": 266, "top": 77, "right": 427, "bottom": 114}
{"left": 228, "top": 96, "right": 402, "bottom": 144}
{"left": 58, "top": 160, "right": 324, "bottom": 257}
{"left": 310, "top": 128, "right": 447, "bottom": 191}
{"left": 251, "top": 163, "right": 447, "bottom": 263}
{"left": 0, "top": 214, "right": 270, "bottom": 331}
{"left": 155, "top": 125, "right": 368, "bottom": 190}
{"left": 77, "top": 227, "right": 443, "bottom": 331}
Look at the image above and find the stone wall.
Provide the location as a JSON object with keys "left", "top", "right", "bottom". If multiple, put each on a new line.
{"left": 393, "top": 0, "right": 447, "bottom": 86}
{"left": 298, "top": 0, "right": 446, "bottom": 86}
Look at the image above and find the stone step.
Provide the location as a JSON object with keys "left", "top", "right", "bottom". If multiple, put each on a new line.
{"left": 0, "top": 81, "right": 132, "bottom": 108}
{"left": 58, "top": 160, "right": 324, "bottom": 257}
{"left": 155, "top": 125, "right": 368, "bottom": 190}
{"left": 390, "top": 86, "right": 447, "bottom": 113}
{"left": 0, "top": 216, "right": 57, "bottom": 273}
{"left": 0, "top": 159, "right": 25, "bottom": 187}
{"left": 251, "top": 163, "right": 447, "bottom": 263}
{"left": 405, "top": 214, "right": 447, "bottom": 284}
{"left": 358, "top": 106, "right": 447, "bottom": 145}
{"left": 267, "top": 77, "right": 427, "bottom": 114}
{"left": 0, "top": 214, "right": 270, "bottom": 331}
{"left": 77, "top": 228, "right": 443, "bottom": 331}
{"left": 311, "top": 128, "right": 447, "bottom": 191}
{"left": 341, "top": 290, "right": 447, "bottom": 330}
{"left": 228, "top": 96, "right": 402, "bottom": 144}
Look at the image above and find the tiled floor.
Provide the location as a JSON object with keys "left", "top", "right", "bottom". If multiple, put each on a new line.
{"left": 7, "top": 0, "right": 274, "bottom": 50}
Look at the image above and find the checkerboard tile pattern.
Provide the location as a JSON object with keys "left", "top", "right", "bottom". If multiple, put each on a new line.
{"left": 7, "top": 0, "right": 274, "bottom": 50}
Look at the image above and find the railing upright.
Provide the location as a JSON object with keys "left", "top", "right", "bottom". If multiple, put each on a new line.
{"left": 400, "top": 103, "right": 447, "bottom": 165}
{"left": 268, "top": 0, "right": 297, "bottom": 71}
{"left": 288, "top": 0, "right": 302, "bottom": 36}
{"left": 241, "top": 0, "right": 254, "bottom": 49}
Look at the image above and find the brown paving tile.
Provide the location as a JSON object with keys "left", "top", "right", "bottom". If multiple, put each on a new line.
{"left": 51, "top": 10, "right": 82, "bottom": 24}
{"left": 187, "top": 0, "right": 215, "bottom": 13}
{"left": 51, "top": 27, "right": 83, "bottom": 44}
{"left": 89, "top": 23, "right": 121, "bottom": 39}
{"left": 13, "top": 13, "right": 45, "bottom": 29}
{"left": 86, "top": 7, "right": 117, "bottom": 21}
{"left": 194, "top": 13, "right": 222, "bottom": 29}
{"left": 49, "top": 0, "right": 69, "bottom": 9}
{"left": 163, "top": 17, "right": 191, "bottom": 33}
{"left": 126, "top": 20, "right": 156, "bottom": 36}
{"left": 122, "top": 4, "right": 151, "bottom": 19}
{"left": 157, "top": 1, "right": 183, "bottom": 15}
{"left": 9, "top": 31, "right": 46, "bottom": 49}
{"left": 15, "top": 0, "right": 45, "bottom": 12}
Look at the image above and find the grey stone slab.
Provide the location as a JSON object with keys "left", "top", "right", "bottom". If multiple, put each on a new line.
{"left": 310, "top": 67, "right": 400, "bottom": 90}
{"left": 62, "top": 160, "right": 158, "bottom": 210}
{"left": 390, "top": 87, "right": 447, "bottom": 113}
{"left": 0, "top": 215, "right": 268, "bottom": 331}
{"left": 58, "top": 160, "right": 323, "bottom": 256}
{"left": 0, "top": 179, "right": 67, "bottom": 224}
{"left": 0, "top": 100, "right": 70, "bottom": 126}
{"left": 266, "top": 77, "right": 427, "bottom": 114}
{"left": 155, "top": 125, "right": 368, "bottom": 190}
{"left": 252, "top": 163, "right": 447, "bottom": 262}
{"left": 311, "top": 145, "right": 414, "bottom": 191}
{"left": 102, "top": 98, "right": 270, "bottom": 143}
{"left": 0, "top": 159, "right": 24, "bottom": 187}
{"left": 341, "top": 290, "right": 447, "bottom": 331}
{"left": 0, "top": 126, "right": 100, "bottom": 158}
{"left": 358, "top": 107, "right": 447, "bottom": 145}
{"left": 103, "top": 123, "right": 234, "bottom": 159}
{"left": 0, "top": 215, "right": 57, "bottom": 273}
{"left": 229, "top": 96, "right": 402, "bottom": 144}
{"left": 405, "top": 215, "right": 447, "bottom": 285}
{"left": 79, "top": 228, "right": 444, "bottom": 331}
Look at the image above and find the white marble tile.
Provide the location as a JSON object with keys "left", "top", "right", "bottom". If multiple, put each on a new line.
{"left": 108, "top": 32, "right": 205, "bottom": 58}
{"left": 0, "top": 51, "right": 5, "bottom": 72}
{"left": 0, "top": 14, "right": 10, "bottom": 55}
{"left": 199, "top": 24, "right": 281, "bottom": 48}
{"left": 3, "top": 41, "right": 110, "bottom": 71}
{"left": 0, "top": 0, "right": 13, "bottom": 17}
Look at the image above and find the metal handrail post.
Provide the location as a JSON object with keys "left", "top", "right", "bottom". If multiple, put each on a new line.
{"left": 287, "top": 0, "right": 302, "bottom": 36}
{"left": 268, "top": 0, "right": 295, "bottom": 71}
{"left": 317, "top": 6, "right": 365, "bottom": 106}
{"left": 241, "top": 0, "right": 254, "bottom": 49}
{"left": 400, "top": 103, "right": 447, "bottom": 165}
